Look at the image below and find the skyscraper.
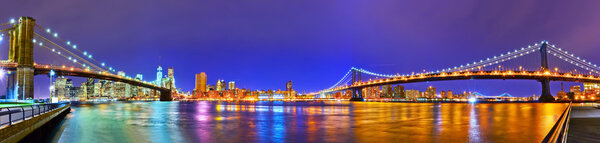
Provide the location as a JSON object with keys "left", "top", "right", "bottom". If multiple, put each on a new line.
{"left": 156, "top": 66, "right": 163, "bottom": 86}
{"left": 86, "top": 78, "right": 95, "bottom": 98}
{"left": 200, "top": 72, "right": 207, "bottom": 92}
{"left": 216, "top": 80, "right": 223, "bottom": 91}
{"left": 220, "top": 80, "right": 226, "bottom": 91}
{"left": 228, "top": 81, "right": 235, "bottom": 90}
{"left": 426, "top": 86, "right": 436, "bottom": 98}
{"left": 136, "top": 73, "right": 143, "bottom": 81}
{"left": 167, "top": 67, "right": 176, "bottom": 91}
{"left": 195, "top": 73, "right": 202, "bottom": 92}
{"left": 393, "top": 85, "right": 405, "bottom": 98}
{"left": 286, "top": 81, "right": 293, "bottom": 91}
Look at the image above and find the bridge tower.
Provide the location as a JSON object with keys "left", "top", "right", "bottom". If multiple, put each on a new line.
{"left": 539, "top": 41, "right": 555, "bottom": 102}
{"left": 350, "top": 68, "right": 363, "bottom": 101}
{"left": 6, "top": 17, "right": 36, "bottom": 100}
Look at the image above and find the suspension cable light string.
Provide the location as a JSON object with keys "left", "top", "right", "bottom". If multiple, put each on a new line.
{"left": 36, "top": 42, "right": 90, "bottom": 69}
{"left": 34, "top": 33, "right": 106, "bottom": 72}
{"left": 34, "top": 24, "right": 117, "bottom": 72}
{"left": 547, "top": 45, "right": 600, "bottom": 72}
{"left": 352, "top": 43, "right": 544, "bottom": 79}
{"left": 548, "top": 48, "right": 599, "bottom": 72}
{"left": 437, "top": 46, "right": 538, "bottom": 73}
{"left": 0, "top": 27, "right": 14, "bottom": 33}
{"left": 438, "top": 44, "right": 541, "bottom": 73}
{"left": 548, "top": 50, "right": 600, "bottom": 75}
{"left": 326, "top": 68, "right": 354, "bottom": 90}
{"left": 0, "top": 22, "right": 12, "bottom": 27}
{"left": 547, "top": 48, "right": 600, "bottom": 75}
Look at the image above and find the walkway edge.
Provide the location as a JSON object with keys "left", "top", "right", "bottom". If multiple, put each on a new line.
{"left": 0, "top": 104, "right": 70, "bottom": 143}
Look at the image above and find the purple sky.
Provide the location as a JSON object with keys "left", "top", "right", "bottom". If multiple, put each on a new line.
{"left": 1, "top": 0, "right": 600, "bottom": 98}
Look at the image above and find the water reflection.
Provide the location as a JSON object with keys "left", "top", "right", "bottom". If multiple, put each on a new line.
{"left": 53, "top": 102, "right": 566, "bottom": 143}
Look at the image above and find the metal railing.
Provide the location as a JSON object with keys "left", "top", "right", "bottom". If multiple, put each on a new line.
{"left": 542, "top": 102, "right": 572, "bottom": 143}
{"left": 0, "top": 102, "right": 69, "bottom": 128}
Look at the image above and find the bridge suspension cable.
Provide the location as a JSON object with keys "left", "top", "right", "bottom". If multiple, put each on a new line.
{"left": 325, "top": 68, "right": 353, "bottom": 90}
{"left": 34, "top": 24, "right": 119, "bottom": 73}
{"left": 547, "top": 44, "right": 600, "bottom": 74}
{"left": 34, "top": 33, "right": 106, "bottom": 72}
{"left": 351, "top": 42, "right": 544, "bottom": 79}
{"left": 0, "top": 22, "right": 11, "bottom": 27}
{"left": 434, "top": 43, "right": 541, "bottom": 73}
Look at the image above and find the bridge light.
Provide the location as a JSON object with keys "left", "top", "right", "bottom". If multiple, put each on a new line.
{"left": 57, "top": 52, "right": 61, "bottom": 55}
{"left": 101, "top": 63, "right": 105, "bottom": 66}
{"left": 39, "top": 42, "right": 43, "bottom": 46}
{"left": 73, "top": 45, "right": 77, "bottom": 49}
{"left": 53, "top": 33, "right": 58, "bottom": 37}
{"left": 10, "top": 18, "right": 15, "bottom": 24}
{"left": 66, "top": 41, "right": 71, "bottom": 45}
{"left": 83, "top": 51, "right": 87, "bottom": 55}
{"left": 88, "top": 55, "right": 92, "bottom": 59}
{"left": 73, "top": 59, "right": 77, "bottom": 63}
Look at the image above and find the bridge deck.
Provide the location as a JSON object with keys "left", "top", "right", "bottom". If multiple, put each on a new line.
{"left": 567, "top": 104, "right": 600, "bottom": 143}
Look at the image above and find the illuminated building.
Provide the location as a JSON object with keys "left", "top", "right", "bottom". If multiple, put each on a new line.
{"left": 426, "top": 86, "right": 436, "bottom": 98}
{"left": 286, "top": 81, "right": 293, "bottom": 91}
{"left": 393, "top": 85, "right": 405, "bottom": 98}
{"left": 556, "top": 83, "right": 567, "bottom": 100}
{"left": 406, "top": 89, "right": 420, "bottom": 100}
{"left": 85, "top": 78, "right": 95, "bottom": 98}
{"left": 220, "top": 80, "right": 226, "bottom": 91}
{"left": 53, "top": 77, "right": 71, "bottom": 99}
{"left": 440, "top": 91, "right": 447, "bottom": 98}
{"left": 93, "top": 82, "right": 102, "bottom": 97}
{"left": 570, "top": 85, "right": 582, "bottom": 96}
{"left": 228, "top": 81, "right": 235, "bottom": 90}
{"left": 195, "top": 73, "right": 201, "bottom": 92}
{"left": 198, "top": 72, "right": 207, "bottom": 92}
{"left": 79, "top": 82, "right": 87, "bottom": 100}
{"left": 381, "top": 85, "right": 392, "bottom": 98}
{"left": 117, "top": 71, "right": 126, "bottom": 77}
{"left": 114, "top": 71, "right": 131, "bottom": 98}
{"left": 69, "top": 87, "right": 81, "bottom": 100}
{"left": 164, "top": 67, "right": 176, "bottom": 92}
{"left": 168, "top": 67, "right": 175, "bottom": 88}
{"left": 155, "top": 66, "right": 163, "bottom": 86}
{"left": 584, "top": 82, "right": 600, "bottom": 95}
{"left": 447, "top": 91, "right": 453, "bottom": 99}
{"left": 114, "top": 81, "right": 131, "bottom": 98}
{"left": 135, "top": 73, "right": 143, "bottom": 81}
{"left": 216, "top": 80, "right": 223, "bottom": 91}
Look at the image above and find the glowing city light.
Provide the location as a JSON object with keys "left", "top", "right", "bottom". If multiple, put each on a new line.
{"left": 9, "top": 18, "right": 15, "bottom": 24}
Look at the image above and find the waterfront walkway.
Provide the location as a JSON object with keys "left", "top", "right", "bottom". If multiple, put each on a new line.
{"left": 567, "top": 103, "right": 600, "bottom": 143}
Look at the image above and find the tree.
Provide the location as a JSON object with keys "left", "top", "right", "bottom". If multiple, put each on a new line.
{"left": 567, "top": 92, "right": 575, "bottom": 100}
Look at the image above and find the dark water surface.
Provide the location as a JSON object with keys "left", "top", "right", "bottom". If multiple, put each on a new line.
{"left": 50, "top": 101, "right": 567, "bottom": 143}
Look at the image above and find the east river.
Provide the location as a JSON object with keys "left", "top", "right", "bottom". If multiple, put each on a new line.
{"left": 41, "top": 101, "right": 567, "bottom": 143}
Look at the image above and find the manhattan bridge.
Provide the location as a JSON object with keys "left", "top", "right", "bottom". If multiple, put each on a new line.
{"left": 317, "top": 39, "right": 600, "bottom": 102}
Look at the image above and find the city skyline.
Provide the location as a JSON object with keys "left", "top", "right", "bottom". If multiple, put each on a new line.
{"left": 1, "top": 1, "right": 600, "bottom": 98}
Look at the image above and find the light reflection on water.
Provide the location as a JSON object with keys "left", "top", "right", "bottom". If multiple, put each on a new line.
{"left": 55, "top": 102, "right": 567, "bottom": 143}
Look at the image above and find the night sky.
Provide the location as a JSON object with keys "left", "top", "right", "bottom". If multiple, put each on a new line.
{"left": 1, "top": 0, "right": 600, "bottom": 98}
